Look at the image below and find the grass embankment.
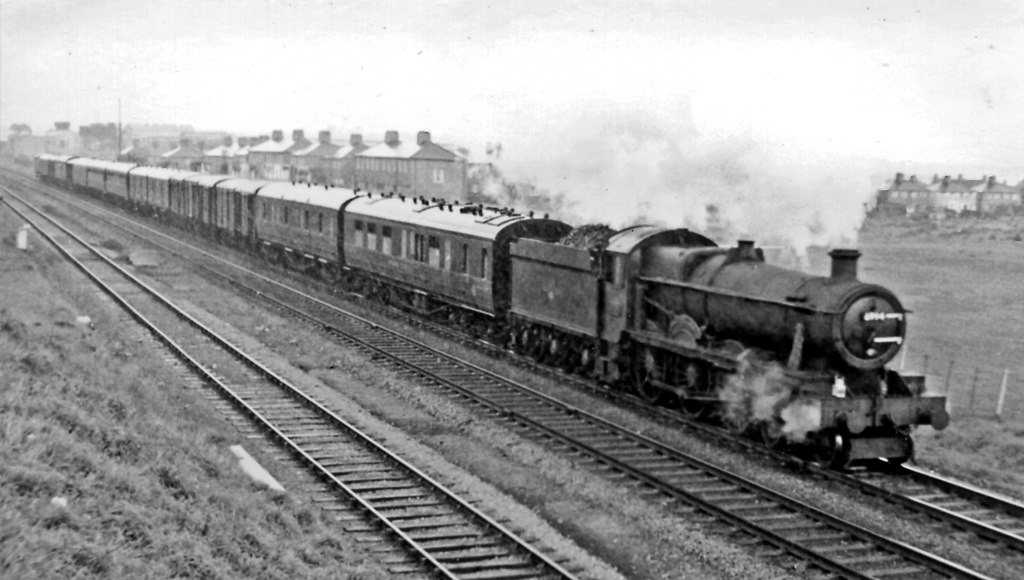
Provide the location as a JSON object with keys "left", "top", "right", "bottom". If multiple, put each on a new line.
{"left": 0, "top": 224, "right": 385, "bottom": 577}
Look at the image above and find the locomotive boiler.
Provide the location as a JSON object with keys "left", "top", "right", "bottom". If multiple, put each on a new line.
{"left": 510, "top": 226, "right": 948, "bottom": 468}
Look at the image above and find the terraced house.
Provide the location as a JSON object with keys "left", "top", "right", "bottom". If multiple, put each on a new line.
{"left": 354, "top": 131, "right": 467, "bottom": 201}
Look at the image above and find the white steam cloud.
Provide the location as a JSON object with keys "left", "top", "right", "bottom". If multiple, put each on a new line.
{"left": 490, "top": 106, "right": 875, "bottom": 258}
{"left": 719, "top": 350, "right": 823, "bottom": 444}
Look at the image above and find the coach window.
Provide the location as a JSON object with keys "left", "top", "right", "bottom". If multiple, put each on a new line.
{"left": 354, "top": 220, "right": 364, "bottom": 246}
{"left": 382, "top": 226, "right": 393, "bottom": 254}
{"left": 428, "top": 236, "right": 440, "bottom": 267}
{"left": 412, "top": 234, "right": 427, "bottom": 263}
{"left": 283, "top": 206, "right": 290, "bottom": 225}
{"left": 443, "top": 239, "right": 452, "bottom": 270}
{"left": 459, "top": 244, "right": 468, "bottom": 274}
{"left": 318, "top": 213, "right": 324, "bottom": 234}
{"left": 303, "top": 210, "right": 310, "bottom": 230}
{"left": 480, "top": 248, "right": 490, "bottom": 280}
{"left": 367, "top": 223, "right": 377, "bottom": 251}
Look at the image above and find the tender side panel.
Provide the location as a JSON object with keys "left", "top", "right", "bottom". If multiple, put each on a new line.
{"left": 510, "top": 238, "right": 599, "bottom": 337}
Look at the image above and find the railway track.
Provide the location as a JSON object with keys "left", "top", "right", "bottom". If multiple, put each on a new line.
{"left": 2, "top": 175, "right": 1003, "bottom": 579}
{"left": 0, "top": 183, "right": 581, "bottom": 580}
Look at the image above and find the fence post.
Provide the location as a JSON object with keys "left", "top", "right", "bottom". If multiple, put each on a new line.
{"left": 996, "top": 369, "right": 1010, "bottom": 419}
{"left": 968, "top": 367, "right": 980, "bottom": 414}
{"left": 944, "top": 359, "right": 955, "bottom": 395}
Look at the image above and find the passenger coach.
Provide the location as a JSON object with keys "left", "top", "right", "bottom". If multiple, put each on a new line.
{"left": 342, "top": 196, "right": 571, "bottom": 322}
{"left": 254, "top": 182, "right": 359, "bottom": 272}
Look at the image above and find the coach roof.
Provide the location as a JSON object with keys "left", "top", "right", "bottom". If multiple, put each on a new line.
{"left": 215, "top": 178, "right": 270, "bottom": 195}
{"left": 129, "top": 167, "right": 198, "bottom": 180}
{"left": 257, "top": 182, "right": 359, "bottom": 210}
{"left": 346, "top": 196, "right": 549, "bottom": 239}
{"left": 183, "top": 174, "right": 232, "bottom": 188}
{"left": 69, "top": 158, "right": 121, "bottom": 170}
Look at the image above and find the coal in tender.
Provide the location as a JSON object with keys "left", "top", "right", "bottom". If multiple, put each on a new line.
{"left": 559, "top": 224, "right": 616, "bottom": 250}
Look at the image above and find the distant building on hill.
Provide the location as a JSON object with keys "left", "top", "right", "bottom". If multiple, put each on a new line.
{"left": 878, "top": 172, "right": 1023, "bottom": 217}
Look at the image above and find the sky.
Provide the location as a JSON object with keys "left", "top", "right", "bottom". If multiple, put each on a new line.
{"left": 3, "top": 0, "right": 1023, "bottom": 248}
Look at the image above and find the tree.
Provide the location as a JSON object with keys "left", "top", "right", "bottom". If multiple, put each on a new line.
{"left": 8, "top": 124, "right": 32, "bottom": 140}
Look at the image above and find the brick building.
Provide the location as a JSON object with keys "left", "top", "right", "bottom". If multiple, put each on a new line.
{"left": 973, "top": 176, "right": 1022, "bottom": 214}
{"left": 160, "top": 138, "right": 204, "bottom": 170}
{"left": 248, "top": 129, "right": 311, "bottom": 180}
{"left": 876, "top": 173, "right": 932, "bottom": 214}
{"left": 292, "top": 130, "right": 340, "bottom": 184}
{"left": 354, "top": 130, "right": 466, "bottom": 200}
{"left": 327, "top": 134, "right": 368, "bottom": 187}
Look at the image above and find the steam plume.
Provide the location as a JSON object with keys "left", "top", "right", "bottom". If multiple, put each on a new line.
{"left": 491, "top": 106, "right": 874, "bottom": 258}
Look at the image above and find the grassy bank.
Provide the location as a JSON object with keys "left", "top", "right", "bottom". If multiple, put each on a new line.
{"left": 0, "top": 218, "right": 386, "bottom": 578}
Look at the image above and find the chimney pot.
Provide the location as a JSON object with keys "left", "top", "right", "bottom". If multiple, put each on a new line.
{"left": 385, "top": 130, "right": 399, "bottom": 146}
{"left": 829, "top": 249, "right": 861, "bottom": 282}
{"left": 416, "top": 131, "right": 431, "bottom": 146}
{"left": 350, "top": 133, "right": 363, "bottom": 146}
{"left": 319, "top": 130, "right": 331, "bottom": 144}
{"left": 223, "top": 136, "right": 233, "bottom": 147}
{"left": 272, "top": 130, "right": 283, "bottom": 142}
{"left": 292, "top": 129, "right": 304, "bottom": 142}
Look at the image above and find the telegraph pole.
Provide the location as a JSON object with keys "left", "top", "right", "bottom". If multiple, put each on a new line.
{"left": 117, "top": 98, "right": 123, "bottom": 159}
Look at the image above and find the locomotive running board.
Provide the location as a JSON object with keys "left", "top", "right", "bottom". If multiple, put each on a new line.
{"left": 629, "top": 330, "right": 739, "bottom": 371}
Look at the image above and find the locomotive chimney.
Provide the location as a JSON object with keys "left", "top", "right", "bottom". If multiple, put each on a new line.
{"left": 829, "top": 249, "right": 861, "bottom": 282}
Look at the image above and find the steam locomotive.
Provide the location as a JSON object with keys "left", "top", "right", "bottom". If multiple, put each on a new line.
{"left": 34, "top": 154, "right": 949, "bottom": 468}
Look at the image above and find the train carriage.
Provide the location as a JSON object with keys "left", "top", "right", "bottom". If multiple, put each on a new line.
{"left": 254, "top": 182, "right": 358, "bottom": 269}
{"left": 128, "top": 167, "right": 187, "bottom": 212}
{"left": 103, "top": 161, "right": 139, "bottom": 201}
{"left": 343, "top": 196, "right": 570, "bottom": 319}
{"left": 35, "top": 154, "right": 77, "bottom": 183}
{"left": 167, "top": 171, "right": 200, "bottom": 225}
{"left": 182, "top": 174, "right": 232, "bottom": 234}
{"left": 212, "top": 178, "right": 267, "bottom": 244}
{"left": 69, "top": 158, "right": 117, "bottom": 195}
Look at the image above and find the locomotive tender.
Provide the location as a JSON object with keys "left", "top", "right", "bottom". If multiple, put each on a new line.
{"left": 35, "top": 153, "right": 949, "bottom": 468}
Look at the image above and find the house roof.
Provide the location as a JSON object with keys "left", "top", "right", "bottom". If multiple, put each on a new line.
{"left": 331, "top": 143, "right": 368, "bottom": 159}
{"left": 249, "top": 138, "right": 294, "bottom": 153}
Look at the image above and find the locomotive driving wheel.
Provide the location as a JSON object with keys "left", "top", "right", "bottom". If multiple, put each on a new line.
{"left": 676, "top": 362, "right": 708, "bottom": 419}
{"left": 631, "top": 347, "right": 662, "bottom": 404}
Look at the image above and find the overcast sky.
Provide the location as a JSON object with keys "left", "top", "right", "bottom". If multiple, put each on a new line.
{"left": 3, "top": 0, "right": 1023, "bottom": 244}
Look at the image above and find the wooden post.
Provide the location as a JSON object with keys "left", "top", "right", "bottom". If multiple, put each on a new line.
{"left": 996, "top": 369, "right": 1010, "bottom": 419}
{"left": 968, "top": 367, "right": 980, "bottom": 414}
